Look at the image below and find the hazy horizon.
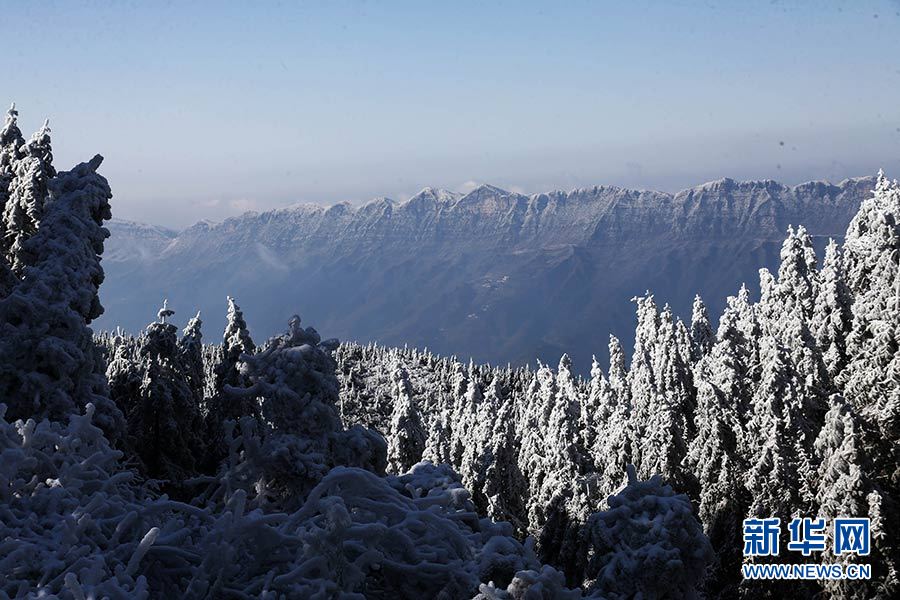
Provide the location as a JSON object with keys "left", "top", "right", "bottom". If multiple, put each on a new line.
{"left": 7, "top": 1, "right": 900, "bottom": 227}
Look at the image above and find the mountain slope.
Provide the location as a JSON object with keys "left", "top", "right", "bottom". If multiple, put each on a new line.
{"left": 98, "top": 176, "right": 875, "bottom": 370}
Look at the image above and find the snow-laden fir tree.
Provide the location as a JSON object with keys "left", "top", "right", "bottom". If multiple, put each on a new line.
{"left": 629, "top": 297, "right": 693, "bottom": 487}
{"left": 0, "top": 155, "right": 123, "bottom": 435}
{"left": 607, "top": 334, "right": 628, "bottom": 399}
{"left": 835, "top": 173, "right": 900, "bottom": 546}
{"left": 386, "top": 364, "right": 426, "bottom": 473}
{"left": 2, "top": 118, "right": 55, "bottom": 274}
{"left": 690, "top": 294, "right": 714, "bottom": 361}
{"left": 0, "top": 104, "right": 24, "bottom": 234}
{"left": 745, "top": 338, "right": 813, "bottom": 518}
{"left": 626, "top": 294, "right": 661, "bottom": 472}
{"left": 812, "top": 239, "right": 854, "bottom": 379}
{"left": 772, "top": 225, "right": 819, "bottom": 327}
{"left": 580, "top": 356, "right": 607, "bottom": 462}
{"left": 583, "top": 465, "right": 713, "bottom": 600}
{"left": 115, "top": 301, "right": 205, "bottom": 483}
{"left": 178, "top": 310, "right": 206, "bottom": 407}
{"left": 480, "top": 390, "right": 528, "bottom": 529}
{"left": 683, "top": 354, "right": 747, "bottom": 598}
{"left": 204, "top": 296, "right": 258, "bottom": 466}
{"left": 217, "top": 315, "right": 386, "bottom": 505}
{"left": 814, "top": 394, "right": 898, "bottom": 599}
{"left": 460, "top": 375, "right": 505, "bottom": 510}
{"left": 211, "top": 295, "right": 255, "bottom": 399}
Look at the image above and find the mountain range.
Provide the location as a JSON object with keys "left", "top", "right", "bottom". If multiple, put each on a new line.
{"left": 97, "top": 175, "right": 876, "bottom": 371}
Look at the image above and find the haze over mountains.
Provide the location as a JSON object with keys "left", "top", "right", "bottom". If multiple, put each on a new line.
{"left": 98, "top": 175, "right": 876, "bottom": 371}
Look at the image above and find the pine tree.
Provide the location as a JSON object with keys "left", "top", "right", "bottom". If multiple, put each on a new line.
{"left": 546, "top": 354, "right": 583, "bottom": 475}
{"left": 2, "top": 119, "right": 55, "bottom": 274}
{"left": 775, "top": 224, "right": 819, "bottom": 324}
{"left": 732, "top": 284, "right": 764, "bottom": 387}
{"left": 386, "top": 365, "right": 425, "bottom": 473}
{"left": 448, "top": 361, "right": 471, "bottom": 466}
{"left": 178, "top": 310, "right": 206, "bottom": 408}
{"left": 841, "top": 171, "right": 900, "bottom": 414}
{"left": 0, "top": 155, "right": 123, "bottom": 435}
{"left": 690, "top": 294, "right": 714, "bottom": 361}
{"left": 481, "top": 392, "right": 527, "bottom": 530}
{"left": 0, "top": 103, "right": 24, "bottom": 293}
{"left": 814, "top": 395, "right": 898, "bottom": 599}
{"left": 745, "top": 339, "right": 812, "bottom": 518}
{"left": 812, "top": 239, "right": 854, "bottom": 378}
{"left": 683, "top": 357, "right": 747, "bottom": 598}
{"left": 0, "top": 102, "right": 24, "bottom": 222}
{"left": 210, "top": 296, "right": 256, "bottom": 419}
{"left": 583, "top": 465, "right": 713, "bottom": 600}
{"left": 456, "top": 374, "right": 501, "bottom": 512}
{"left": 838, "top": 172, "right": 900, "bottom": 517}
{"left": 627, "top": 293, "right": 661, "bottom": 472}
{"left": 607, "top": 334, "right": 628, "bottom": 399}
{"left": 591, "top": 368, "right": 631, "bottom": 497}
{"left": 219, "top": 315, "right": 387, "bottom": 502}
{"left": 629, "top": 297, "right": 692, "bottom": 486}
{"left": 114, "top": 301, "right": 205, "bottom": 483}
{"left": 580, "top": 356, "right": 606, "bottom": 459}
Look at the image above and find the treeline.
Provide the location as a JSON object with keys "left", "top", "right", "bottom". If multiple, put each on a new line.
{"left": 334, "top": 172, "right": 900, "bottom": 599}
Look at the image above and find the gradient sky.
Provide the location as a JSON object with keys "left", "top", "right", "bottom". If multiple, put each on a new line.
{"left": 6, "top": 0, "right": 900, "bottom": 227}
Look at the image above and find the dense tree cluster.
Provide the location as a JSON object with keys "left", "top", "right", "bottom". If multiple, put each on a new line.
{"left": 1, "top": 106, "right": 897, "bottom": 598}
{"left": 334, "top": 171, "right": 900, "bottom": 598}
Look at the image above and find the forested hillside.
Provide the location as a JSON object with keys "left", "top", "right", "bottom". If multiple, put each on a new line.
{"left": 1, "top": 103, "right": 898, "bottom": 599}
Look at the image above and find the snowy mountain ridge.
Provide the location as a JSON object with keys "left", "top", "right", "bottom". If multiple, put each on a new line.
{"left": 122, "top": 175, "right": 873, "bottom": 244}
{"left": 100, "top": 174, "right": 876, "bottom": 370}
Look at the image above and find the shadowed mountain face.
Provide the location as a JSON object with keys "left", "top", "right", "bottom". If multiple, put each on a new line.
{"left": 98, "top": 176, "right": 875, "bottom": 372}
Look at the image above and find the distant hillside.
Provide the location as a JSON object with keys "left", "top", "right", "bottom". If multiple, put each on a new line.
{"left": 99, "top": 175, "right": 875, "bottom": 370}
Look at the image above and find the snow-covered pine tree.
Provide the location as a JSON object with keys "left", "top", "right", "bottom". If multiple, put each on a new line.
{"left": 460, "top": 374, "right": 506, "bottom": 510}
{"left": 775, "top": 225, "right": 819, "bottom": 325}
{"left": 2, "top": 118, "right": 55, "bottom": 274}
{"left": 213, "top": 315, "right": 387, "bottom": 504}
{"left": 178, "top": 310, "right": 206, "bottom": 408}
{"left": 814, "top": 394, "right": 898, "bottom": 599}
{"left": 386, "top": 365, "right": 426, "bottom": 473}
{"left": 842, "top": 170, "right": 900, "bottom": 310}
{"left": 580, "top": 356, "right": 606, "bottom": 461}
{"left": 212, "top": 296, "right": 255, "bottom": 395}
{"left": 206, "top": 296, "right": 258, "bottom": 451}
{"left": 583, "top": 464, "right": 713, "bottom": 600}
{"left": 547, "top": 353, "right": 585, "bottom": 475}
{"left": 838, "top": 171, "right": 900, "bottom": 505}
{"left": 448, "top": 361, "right": 471, "bottom": 466}
{"left": 683, "top": 355, "right": 747, "bottom": 598}
{"left": 0, "top": 155, "right": 123, "bottom": 435}
{"left": 532, "top": 355, "right": 592, "bottom": 575}
{"left": 731, "top": 284, "right": 764, "bottom": 388}
{"left": 627, "top": 293, "right": 661, "bottom": 472}
{"left": 607, "top": 334, "right": 628, "bottom": 400}
{"left": 812, "top": 239, "right": 854, "bottom": 378}
{"left": 690, "top": 294, "right": 714, "bottom": 361}
{"left": 0, "top": 103, "right": 24, "bottom": 294}
{"left": 113, "top": 301, "right": 205, "bottom": 483}
{"left": 481, "top": 390, "right": 527, "bottom": 530}
{"left": 745, "top": 338, "right": 813, "bottom": 518}
{"left": 0, "top": 102, "right": 23, "bottom": 164}
{"left": 629, "top": 297, "right": 692, "bottom": 487}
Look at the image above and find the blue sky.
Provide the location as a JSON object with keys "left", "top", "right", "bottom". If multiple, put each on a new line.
{"left": 6, "top": 0, "right": 900, "bottom": 226}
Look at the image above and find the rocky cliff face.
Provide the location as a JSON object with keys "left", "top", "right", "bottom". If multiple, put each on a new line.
{"left": 99, "top": 176, "right": 875, "bottom": 371}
